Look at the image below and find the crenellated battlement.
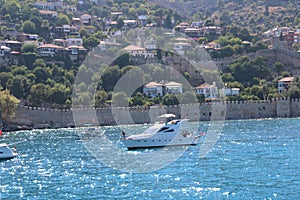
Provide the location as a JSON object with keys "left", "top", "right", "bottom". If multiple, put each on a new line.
{"left": 7, "top": 97, "right": 298, "bottom": 129}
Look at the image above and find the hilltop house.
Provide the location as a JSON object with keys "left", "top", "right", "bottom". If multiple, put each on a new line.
{"left": 0, "top": 46, "right": 11, "bottom": 57}
{"left": 278, "top": 77, "right": 294, "bottom": 94}
{"left": 37, "top": 44, "right": 65, "bottom": 57}
{"left": 66, "top": 45, "right": 87, "bottom": 64}
{"left": 81, "top": 14, "right": 92, "bottom": 25}
{"left": 195, "top": 83, "right": 218, "bottom": 99}
{"left": 65, "top": 38, "right": 83, "bottom": 47}
{"left": 39, "top": 10, "right": 58, "bottom": 19}
{"left": 98, "top": 40, "right": 122, "bottom": 51}
{"left": 163, "top": 81, "right": 183, "bottom": 95}
{"left": 143, "top": 82, "right": 163, "bottom": 98}
{"left": 123, "top": 45, "right": 154, "bottom": 59}
{"left": 123, "top": 20, "right": 138, "bottom": 30}
{"left": 184, "top": 28, "right": 202, "bottom": 39}
{"left": 3, "top": 41, "right": 22, "bottom": 52}
{"left": 17, "top": 33, "right": 38, "bottom": 42}
{"left": 143, "top": 81, "right": 183, "bottom": 98}
{"left": 34, "top": 1, "right": 63, "bottom": 10}
{"left": 173, "top": 42, "right": 191, "bottom": 55}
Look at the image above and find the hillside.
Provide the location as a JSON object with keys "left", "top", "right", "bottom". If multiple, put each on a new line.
{"left": 153, "top": 0, "right": 299, "bottom": 33}
{"left": 0, "top": 0, "right": 300, "bottom": 111}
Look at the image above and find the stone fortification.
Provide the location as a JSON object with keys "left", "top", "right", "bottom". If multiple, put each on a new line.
{"left": 7, "top": 97, "right": 296, "bottom": 129}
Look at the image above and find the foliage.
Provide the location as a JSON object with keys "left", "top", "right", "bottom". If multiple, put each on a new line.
{"left": 0, "top": 0, "right": 299, "bottom": 108}
{"left": 112, "top": 92, "right": 129, "bottom": 107}
{"left": 288, "top": 83, "right": 300, "bottom": 99}
{"left": 226, "top": 56, "right": 270, "bottom": 87}
{"left": 21, "top": 43, "right": 37, "bottom": 53}
{"left": 162, "top": 94, "right": 179, "bottom": 106}
{"left": 95, "top": 90, "right": 108, "bottom": 107}
{"left": 0, "top": 90, "right": 20, "bottom": 125}
{"left": 83, "top": 36, "right": 99, "bottom": 50}
{"left": 22, "top": 20, "right": 36, "bottom": 34}
{"left": 29, "top": 83, "right": 51, "bottom": 106}
{"left": 101, "top": 66, "right": 121, "bottom": 92}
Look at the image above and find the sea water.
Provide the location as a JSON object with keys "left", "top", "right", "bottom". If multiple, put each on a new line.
{"left": 0, "top": 118, "right": 299, "bottom": 199}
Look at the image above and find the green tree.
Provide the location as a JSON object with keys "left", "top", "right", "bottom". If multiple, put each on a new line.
{"left": 117, "top": 17, "right": 124, "bottom": 29}
{"left": 0, "top": 90, "right": 19, "bottom": 126}
{"left": 113, "top": 53, "right": 130, "bottom": 68}
{"left": 222, "top": 73, "right": 235, "bottom": 82}
{"left": 129, "top": 92, "right": 145, "bottom": 106}
{"left": 162, "top": 94, "right": 179, "bottom": 106}
{"left": 22, "top": 3, "right": 39, "bottom": 21}
{"left": 29, "top": 83, "right": 51, "bottom": 106}
{"left": 164, "top": 15, "right": 172, "bottom": 29}
{"left": 274, "top": 61, "right": 285, "bottom": 76}
{"left": 57, "top": 13, "right": 70, "bottom": 26}
{"left": 33, "top": 66, "right": 51, "bottom": 83}
{"left": 21, "top": 43, "right": 37, "bottom": 53}
{"left": 289, "top": 84, "right": 300, "bottom": 99}
{"left": 0, "top": 72, "right": 13, "bottom": 89}
{"left": 6, "top": 75, "right": 28, "bottom": 99}
{"left": 101, "top": 66, "right": 121, "bottom": 91}
{"left": 20, "top": 52, "right": 37, "bottom": 69}
{"left": 22, "top": 20, "right": 36, "bottom": 34}
{"left": 83, "top": 36, "right": 99, "bottom": 50}
{"left": 30, "top": 16, "right": 43, "bottom": 33}
{"left": 95, "top": 90, "right": 108, "bottom": 107}
{"left": 79, "top": 27, "right": 89, "bottom": 38}
{"left": 220, "top": 45, "right": 234, "bottom": 57}
{"left": 112, "top": 92, "right": 129, "bottom": 107}
{"left": 0, "top": 0, "right": 21, "bottom": 20}
{"left": 50, "top": 83, "right": 70, "bottom": 105}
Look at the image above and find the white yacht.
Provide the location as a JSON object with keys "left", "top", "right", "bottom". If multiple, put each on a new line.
{"left": 122, "top": 114, "right": 205, "bottom": 150}
{"left": 0, "top": 143, "right": 17, "bottom": 160}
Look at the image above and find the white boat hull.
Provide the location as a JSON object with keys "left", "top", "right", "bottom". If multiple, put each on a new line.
{"left": 0, "top": 144, "right": 17, "bottom": 160}
{"left": 123, "top": 136, "right": 196, "bottom": 150}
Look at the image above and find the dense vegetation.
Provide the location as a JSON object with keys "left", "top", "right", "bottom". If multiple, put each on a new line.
{"left": 0, "top": 0, "right": 300, "bottom": 110}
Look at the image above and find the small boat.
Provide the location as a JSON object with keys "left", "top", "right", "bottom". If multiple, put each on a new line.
{"left": 80, "top": 127, "right": 100, "bottom": 138}
{"left": 122, "top": 114, "right": 205, "bottom": 150}
{"left": 0, "top": 143, "right": 17, "bottom": 160}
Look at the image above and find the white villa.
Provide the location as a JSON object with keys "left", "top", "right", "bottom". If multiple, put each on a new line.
{"left": 164, "top": 81, "right": 183, "bottom": 95}
{"left": 123, "top": 45, "right": 155, "bottom": 58}
{"left": 143, "top": 81, "right": 183, "bottom": 98}
{"left": 278, "top": 77, "right": 294, "bottom": 93}
{"left": 143, "top": 82, "right": 163, "bottom": 98}
{"left": 195, "top": 83, "right": 218, "bottom": 98}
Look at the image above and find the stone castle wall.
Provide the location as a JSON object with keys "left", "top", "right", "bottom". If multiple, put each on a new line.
{"left": 8, "top": 97, "right": 297, "bottom": 128}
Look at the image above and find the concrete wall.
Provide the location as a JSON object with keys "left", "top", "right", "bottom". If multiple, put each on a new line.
{"left": 8, "top": 97, "right": 296, "bottom": 128}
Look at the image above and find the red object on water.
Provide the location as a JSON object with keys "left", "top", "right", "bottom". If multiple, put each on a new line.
{"left": 0, "top": 130, "right": 2, "bottom": 136}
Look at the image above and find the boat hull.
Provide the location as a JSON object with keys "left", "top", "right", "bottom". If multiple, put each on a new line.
{"left": 0, "top": 144, "right": 17, "bottom": 160}
{"left": 126, "top": 143, "right": 196, "bottom": 150}
{"left": 0, "top": 155, "right": 16, "bottom": 160}
{"left": 123, "top": 136, "right": 196, "bottom": 150}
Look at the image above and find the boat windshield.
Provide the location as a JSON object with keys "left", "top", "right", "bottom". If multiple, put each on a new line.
{"left": 143, "top": 125, "right": 163, "bottom": 135}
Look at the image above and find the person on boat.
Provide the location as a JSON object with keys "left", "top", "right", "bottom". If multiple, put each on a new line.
{"left": 121, "top": 131, "right": 126, "bottom": 139}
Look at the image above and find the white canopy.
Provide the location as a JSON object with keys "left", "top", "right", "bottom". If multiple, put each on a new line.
{"left": 158, "top": 114, "right": 176, "bottom": 119}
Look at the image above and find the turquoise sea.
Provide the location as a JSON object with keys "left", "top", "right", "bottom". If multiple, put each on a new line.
{"left": 0, "top": 118, "right": 299, "bottom": 199}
